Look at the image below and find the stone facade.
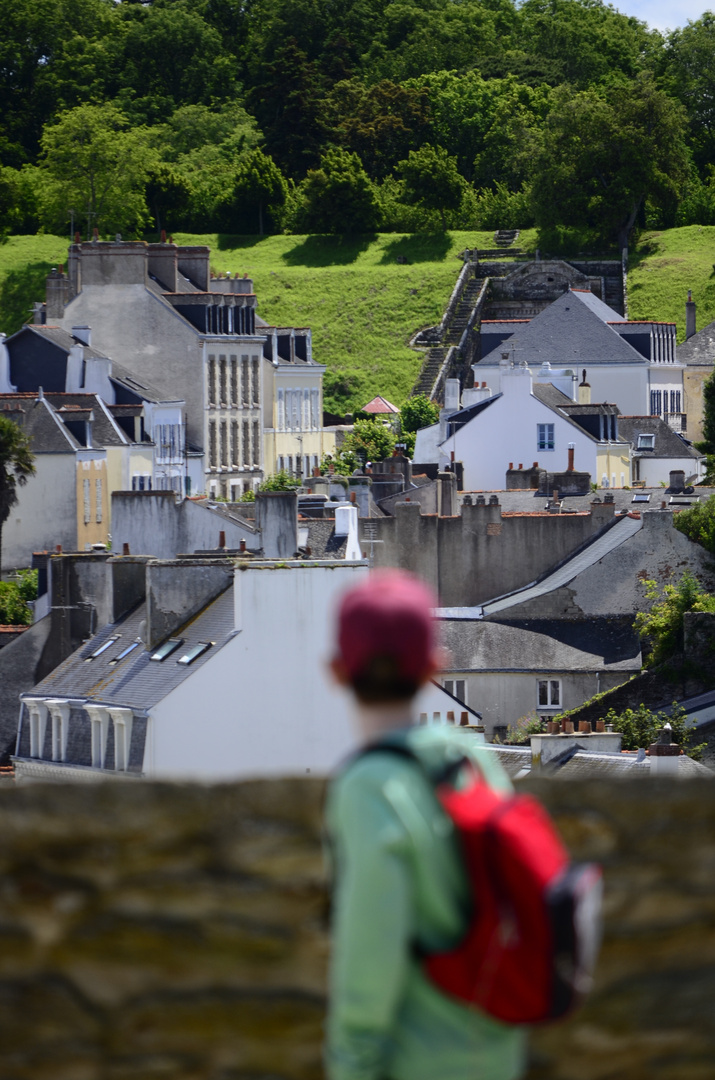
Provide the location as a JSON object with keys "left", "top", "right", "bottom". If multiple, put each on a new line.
{"left": 0, "top": 777, "right": 713, "bottom": 1079}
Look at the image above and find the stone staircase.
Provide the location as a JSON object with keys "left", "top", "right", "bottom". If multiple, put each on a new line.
{"left": 414, "top": 346, "right": 449, "bottom": 396}
{"left": 494, "top": 228, "right": 520, "bottom": 247}
{"left": 444, "top": 278, "right": 484, "bottom": 346}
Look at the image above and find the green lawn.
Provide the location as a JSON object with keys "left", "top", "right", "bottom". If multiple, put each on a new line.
{"left": 627, "top": 226, "right": 715, "bottom": 341}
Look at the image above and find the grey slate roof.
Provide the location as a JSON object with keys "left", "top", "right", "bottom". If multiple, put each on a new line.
{"left": 0, "top": 396, "right": 79, "bottom": 452}
{"left": 481, "top": 515, "right": 644, "bottom": 617}
{"left": 479, "top": 291, "right": 650, "bottom": 369}
{"left": 676, "top": 320, "right": 715, "bottom": 366}
{"left": 304, "top": 519, "right": 348, "bottom": 558}
{"left": 458, "top": 486, "right": 715, "bottom": 514}
{"left": 20, "top": 324, "right": 109, "bottom": 361}
{"left": 439, "top": 617, "right": 641, "bottom": 672}
{"left": 30, "top": 587, "right": 236, "bottom": 711}
{"left": 566, "top": 289, "right": 625, "bottom": 323}
{"left": 617, "top": 416, "right": 701, "bottom": 460}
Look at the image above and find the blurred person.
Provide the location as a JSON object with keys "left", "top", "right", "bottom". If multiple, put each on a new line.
{"left": 325, "top": 570, "right": 526, "bottom": 1080}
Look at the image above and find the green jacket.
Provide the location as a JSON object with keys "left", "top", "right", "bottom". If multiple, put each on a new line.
{"left": 325, "top": 724, "right": 527, "bottom": 1080}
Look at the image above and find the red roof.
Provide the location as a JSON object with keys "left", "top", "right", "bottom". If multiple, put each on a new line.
{"left": 362, "top": 396, "right": 400, "bottom": 414}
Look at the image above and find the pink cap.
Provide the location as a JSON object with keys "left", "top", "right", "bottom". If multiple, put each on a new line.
{"left": 336, "top": 570, "right": 437, "bottom": 681}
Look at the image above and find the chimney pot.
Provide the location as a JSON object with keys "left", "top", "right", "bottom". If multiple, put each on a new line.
{"left": 92, "top": 228, "right": 99, "bottom": 241}
{"left": 161, "top": 229, "right": 167, "bottom": 243}
{"left": 509, "top": 462, "right": 513, "bottom": 470}
{"left": 122, "top": 542, "right": 130, "bottom": 556}
{"left": 568, "top": 444, "right": 575, "bottom": 471}
{"left": 518, "top": 463, "right": 522, "bottom": 470}
{"left": 74, "top": 231, "right": 80, "bottom": 244}
{"left": 350, "top": 491, "right": 356, "bottom": 503}
{"left": 55, "top": 544, "right": 62, "bottom": 554}
{"left": 533, "top": 461, "right": 538, "bottom": 468}
{"left": 460, "top": 712, "right": 469, "bottom": 726}
{"left": 239, "top": 538, "right": 246, "bottom": 553}
{"left": 447, "top": 711, "right": 455, "bottom": 724}
{"left": 218, "top": 530, "right": 226, "bottom": 549}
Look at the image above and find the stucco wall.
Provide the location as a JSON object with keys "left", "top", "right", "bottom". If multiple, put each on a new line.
{"left": 364, "top": 501, "right": 612, "bottom": 607}
{"left": 2, "top": 455, "right": 76, "bottom": 572}
{"left": 111, "top": 492, "right": 259, "bottom": 560}
{"left": 683, "top": 366, "right": 710, "bottom": 442}
{"left": 0, "top": 777, "right": 712, "bottom": 1080}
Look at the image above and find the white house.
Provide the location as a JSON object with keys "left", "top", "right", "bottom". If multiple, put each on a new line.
{"left": 477, "top": 289, "right": 685, "bottom": 426}
{"left": 13, "top": 560, "right": 483, "bottom": 782}
{"left": 416, "top": 364, "right": 632, "bottom": 491}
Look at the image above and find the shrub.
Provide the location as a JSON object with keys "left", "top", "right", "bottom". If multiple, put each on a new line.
{"left": 602, "top": 703, "right": 705, "bottom": 759}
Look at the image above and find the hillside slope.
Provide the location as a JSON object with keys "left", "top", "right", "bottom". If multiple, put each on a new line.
{"left": 627, "top": 227, "right": 715, "bottom": 339}
{"left": 3, "top": 227, "right": 709, "bottom": 415}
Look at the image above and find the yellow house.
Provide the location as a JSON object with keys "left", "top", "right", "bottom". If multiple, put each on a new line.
{"left": 76, "top": 451, "right": 110, "bottom": 549}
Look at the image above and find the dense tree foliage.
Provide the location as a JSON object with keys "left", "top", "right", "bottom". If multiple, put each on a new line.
{"left": 2, "top": 0, "right": 715, "bottom": 243}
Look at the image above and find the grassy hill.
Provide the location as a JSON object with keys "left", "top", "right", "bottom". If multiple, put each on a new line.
{"left": 2, "top": 226, "right": 711, "bottom": 415}
{"left": 627, "top": 226, "right": 715, "bottom": 339}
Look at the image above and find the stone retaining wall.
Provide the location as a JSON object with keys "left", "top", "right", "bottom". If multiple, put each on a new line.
{"left": 0, "top": 777, "right": 713, "bottom": 1080}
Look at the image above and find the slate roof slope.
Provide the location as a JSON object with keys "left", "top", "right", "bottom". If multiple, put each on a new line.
{"left": 479, "top": 292, "right": 649, "bottom": 368}
{"left": 45, "top": 393, "right": 128, "bottom": 447}
{"left": 618, "top": 416, "right": 701, "bottom": 460}
{"left": 567, "top": 289, "right": 625, "bottom": 323}
{"left": 20, "top": 325, "right": 109, "bottom": 361}
{"left": 481, "top": 514, "right": 643, "bottom": 617}
{"left": 459, "top": 486, "right": 715, "bottom": 514}
{"left": 304, "top": 519, "right": 348, "bottom": 558}
{"left": 439, "top": 617, "right": 641, "bottom": 672}
{"left": 32, "top": 587, "right": 236, "bottom": 711}
{"left": 110, "top": 361, "right": 181, "bottom": 404}
{"left": 676, "top": 320, "right": 715, "bottom": 366}
{"left": 0, "top": 395, "right": 79, "bottom": 452}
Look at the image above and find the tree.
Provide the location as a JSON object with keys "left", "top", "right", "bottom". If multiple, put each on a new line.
{"left": 673, "top": 494, "right": 715, "bottom": 553}
{"left": 397, "top": 144, "right": 465, "bottom": 231}
{"left": 633, "top": 570, "right": 715, "bottom": 666}
{"left": 529, "top": 75, "right": 689, "bottom": 251}
{"left": 400, "top": 394, "right": 439, "bottom": 434}
{"left": 291, "top": 149, "right": 381, "bottom": 233}
{"left": 666, "top": 13, "right": 715, "bottom": 172}
{"left": 342, "top": 417, "right": 396, "bottom": 464}
{"left": 0, "top": 416, "right": 35, "bottom": 573}
{"left": 601, "top": 703, "right": 704, "bottom": 758}
{"left": 36, "top": 103, "right": 156, "bottom": 237}
{"left": 222, "top": 149, "right": 288, "bottom": 235}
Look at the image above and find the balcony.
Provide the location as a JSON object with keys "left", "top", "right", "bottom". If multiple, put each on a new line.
{"left": 665, "top": 412, "right": 687, "bottom": 433}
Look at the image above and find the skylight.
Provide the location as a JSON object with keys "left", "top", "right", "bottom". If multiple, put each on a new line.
{"left": 111, "top": 641, "right": 140, "bottom": 663}
{"left": 632, "top": 493, "right": 650, "bottom": 503}
{"left": 150, "top": 638, "right": 183, "bottom": 662}
{"left": 86, "top": 636, "right": 119, "bottom": 660}
{"left": 637, "top": 434, "right": 655, "bottom": 450}
{"left": 176, "top": 642, "right": 212, "bottom": 665}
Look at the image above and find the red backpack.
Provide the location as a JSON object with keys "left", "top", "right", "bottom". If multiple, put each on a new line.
{"left": 363, "top": 743, "right": 603, "bottom": 1025}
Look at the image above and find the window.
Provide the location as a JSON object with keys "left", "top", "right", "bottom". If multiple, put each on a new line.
{"left": 231, "top": 420, "right": 239, "bottom": 467}
{"left": 177, "top": 642, "right": 212, "bottom": 665}
{"left": 537, "top": 679, "right": 561, "bottom": 708}
{"left": 220, "top": 420, "right": 228, "bottom": 467}
{"left": 670, "top": 390, "right": 681, "bottom": 414}
{"left": 632, "top": 493, "right": 651, "bottom": 503}
{"left": 537, "top": 423, "right": 554, "bottom": 451}
{"left": 208, "top": 356, "right": 217, "bottom": 406}
{"left": 48, "top": 702, "right": 70, "bottom": 763}
{"left": 252, "top": 421, "right": 260, "bottom": 465}
{"left": 110, "top": 708, "right": 133, "bottom": 772}
{"left": 242, "top": 356, "right": 250, "bottom": 404}
{"left": 230, "top": 356, "right": 238, "bottom": 406}
{"left": 243, "top": 419, "right": 250, "bottom": 464}
{"left": 650, "top": 390, "right": 662, "bottom": 416}
{"left": 110, "top": 641, "right": 140, "bottom": 664}
{"left": 637, "top": 433, "right": 655, "bottom": 450}
{"left": 95, "top": 478, "right": 103, "bottom": 523}
{"left": 443, "top": 679, "right": 467, "bottom": 703}
{"left": 209, "top": 420, "right": 217, "bottom": 469}
{"left": 219, "top": 355, "right": 227, "bottom": 403}
{"left": 311, "top": 389, "right": 320, "bottom": 430}
{"left": 251, "top": 357, "right": 260, "bottom": 404}
{"left": 83, "top": 478, "right": 91, "bottom": 524}
{"left": 277, "top": 389, "right": 285, "bottom": 431}
{"left": 86, "top": 636, "right": 119, "bottom": 660}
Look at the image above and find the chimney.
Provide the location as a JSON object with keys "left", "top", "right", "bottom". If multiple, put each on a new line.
{"left": 686, "top": 289, "right": 696, "bottom": 340}
{"left": 578, "top": 368, "right": 591, "bottom": 405}
{"left": 45, "top": 267, "right": 70, "bottom": 319}
{"left": 218, "top": 530, "right": 226, "bottom": 549}
{"left": 567, "top": 443, "right": 575, "bottom": 471}
{"left": 92, "top": 228, "right": 99, "bottom": 242}
{"left": 72, "top": 325, "right": 91, "bottom": 347}
{"left": 256, "top": 491, "right": 299, "bottom": 558}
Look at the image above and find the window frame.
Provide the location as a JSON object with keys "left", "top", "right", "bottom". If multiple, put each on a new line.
{"left": 537, "top": 678, "right": 562, "bottom": 709}
{"left": 537, "top": 422, "right": 555, "bottom": 452}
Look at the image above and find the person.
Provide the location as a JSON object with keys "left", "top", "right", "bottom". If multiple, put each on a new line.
{"left": 325, "top": 569, "right": 526, "bottom": 1080}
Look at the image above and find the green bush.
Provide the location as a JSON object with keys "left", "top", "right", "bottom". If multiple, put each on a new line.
{"left": 504, "top": 713, "right": 545, "bottom": 745}
{"left": 602, "top": 703, "right": 705, "bottom": 759}
{"left": 674, "top": 493, "right": 715, "bottom": 552}
{"left": 634, "top": 569, "right": 715, "bottom": 665}
{"left": 0, "top": 577, "right": 34, "bottom": 625}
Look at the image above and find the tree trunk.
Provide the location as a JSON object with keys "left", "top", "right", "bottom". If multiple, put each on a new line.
{"left": 617, "top": 196, "right": 643, "bottom": 254}
{"left": 259, "top": 202, "right": 264, "bottom": 236}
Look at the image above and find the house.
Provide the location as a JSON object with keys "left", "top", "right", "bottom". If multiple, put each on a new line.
{"left": 416, "top": 365, "right": 632, "bottom": 491}
{"left": 476, "top": 289, "right": 685, "bottom": 425}
{"left": 12, "top": 557, "right": 483, "bottom": 781}
{"left": 1, "top": 323, "right": 187, "bottom": 493}
{"left": 676, "top": 292, "right": 715, "bottom": 443}
{"left": 0, "top": 391, "right": 133, "bottom": 568}
{"left": 35, "top": 241, "right": 334, "bottom": 495}
{"left": 617, "top": 416, "right": 704, "bottom": 486}
{"left": 437, "top": 616, "right": 641, "bottom": 739}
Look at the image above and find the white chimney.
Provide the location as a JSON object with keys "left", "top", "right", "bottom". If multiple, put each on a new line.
{"left": 72, "top": 325, "right": 92, "bottom": 347}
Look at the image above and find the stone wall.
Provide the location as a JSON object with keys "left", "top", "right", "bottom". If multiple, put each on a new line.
{"left": 0, "top": 778, "right": 713, "bottom": 1080}
{"left": 362, "top": 499, "right": 615, "bottom": 606}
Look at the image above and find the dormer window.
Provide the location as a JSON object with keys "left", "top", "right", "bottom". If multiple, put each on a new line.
{"left": 637, "top": 434, "right": 655, "bottom": 450}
